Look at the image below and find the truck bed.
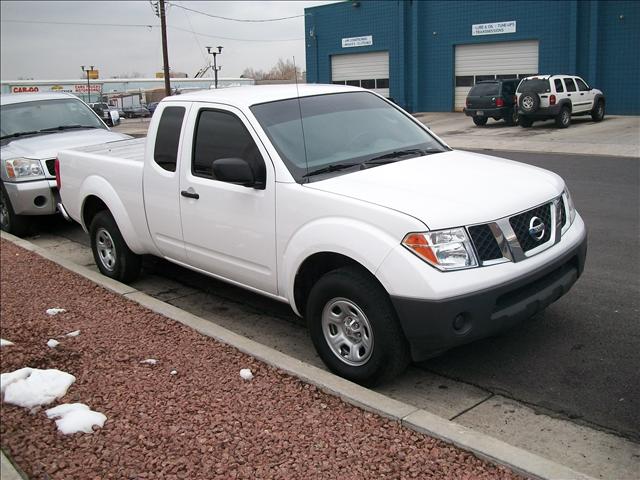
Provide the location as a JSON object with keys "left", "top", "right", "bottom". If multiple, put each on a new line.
{"left": 68, "top": 137, "right": 146, "bottom": 162}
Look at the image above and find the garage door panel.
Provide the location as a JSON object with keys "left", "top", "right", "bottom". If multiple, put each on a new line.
{"left": 454, "top": 40, "right": 539, "bottom": 110}
{"left": 331, "top": 51, "right": 389, "bottom": 97}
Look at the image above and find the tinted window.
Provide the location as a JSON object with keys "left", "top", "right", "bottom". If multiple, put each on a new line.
{"left": 564, "top": 78, "right": 577, "bottom": 92}
{"left": 376, "top": 78, "right": 389, "bottom": 88}
{"left": 251, "top": 92, "right": 446, "bottom": 183}
{"left": 153, "top": 106, "right": 185, "bottom": 172}
{"left": 517, "top": 78, "right": 551, "bottom": 93}
{"left": 361, "top": 79, "right": 375, "bottom": 89}
{"left": 475, "top": 75, "right": 495, "bottom": 82}
{"left": 554, "top": 79, "right": 565, "bottom": 92}
{"left": 501, "top": 82, "right": 516, "bottom": 95}
{"left": 575, "top": 78, "right": 590, "bottom": 91}
{"left": 345, "top": 80, "right": 360, "bottom": 87}
{"left": 469, "top": 83, "right": 499, "bottom": 96}
{"left": 192, "top": 110, "right": 265, "bottom": 183}
{"left": 455, "top": 76, "right": 474, "bottom": 87}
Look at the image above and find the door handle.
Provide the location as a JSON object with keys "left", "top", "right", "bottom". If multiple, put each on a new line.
{"left": 580, "top": 93, "right": 584, "bottom": 96}
{"left": 567, "top": 94, "right": 572, "bottom": 96}
{"left": 181, "top": 189, "right": 199, "bottom": 199}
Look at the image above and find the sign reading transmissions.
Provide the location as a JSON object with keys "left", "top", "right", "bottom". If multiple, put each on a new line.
{"left": 11, "top": 84, "right": 103, "bottom": 94}
{"left": 472, "top": 21, "right": 516, "bottom": 36}
{"left": 342, "top": 35, "right": 373, "bottom": 48}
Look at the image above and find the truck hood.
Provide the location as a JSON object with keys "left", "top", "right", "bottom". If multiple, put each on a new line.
{"left": 1, "top": 129, "right": 131, "bottom": 160}
{"left": 306, "top": 150, "right": 564, "bottom": 230}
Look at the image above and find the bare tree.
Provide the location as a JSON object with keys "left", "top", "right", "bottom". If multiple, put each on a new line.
{"left": 242, "top": 59, "right": 303, "bottom": 81}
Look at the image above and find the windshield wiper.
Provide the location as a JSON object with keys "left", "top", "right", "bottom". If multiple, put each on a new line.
{"left": 363, "top": 148, "right": 445, "bottom": 167}
{"left": 39, "top": 125, "right": 100, "bottom": 132}
{"left": 0, "top": 130, "right": 41, "bottom": 140}
{"left": 302, "top": 162, "right": 359, "bottom": 178}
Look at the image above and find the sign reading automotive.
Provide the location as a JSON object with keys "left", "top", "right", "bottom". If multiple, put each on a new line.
{"left": 11, "top": 84, "right": 103, "bottom": 94}
{"left": 342, "top": 35, "right": 373, "bottom": 48}
{"left": 472, "top": 21, "right": 516, "bottom": 36}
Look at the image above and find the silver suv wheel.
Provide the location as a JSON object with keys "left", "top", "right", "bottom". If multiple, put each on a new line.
{"left": 95, "top": 227, "right": 117, "bottom": 272}
{"left": 321, "top": 297, "right": 374, "bottom": 366}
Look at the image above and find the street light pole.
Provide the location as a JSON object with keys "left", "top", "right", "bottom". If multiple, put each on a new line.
{"left": 206, "top": 46, "right": 223, "bottom": 89}
{"left": 81, "top": 65, "right": 94, "bottom": 103}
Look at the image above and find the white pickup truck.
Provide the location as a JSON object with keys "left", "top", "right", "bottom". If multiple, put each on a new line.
{"left": 57, "top": 85, "right": 587, "bottom": 385}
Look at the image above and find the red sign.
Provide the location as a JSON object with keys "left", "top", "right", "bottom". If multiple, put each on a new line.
{"left": 12, "top": 86, "right": 40, "bottom": 93}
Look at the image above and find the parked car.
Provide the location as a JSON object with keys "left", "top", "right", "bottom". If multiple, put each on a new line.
{"left": 123, "top": 106, "right": 151, "bottom": 118}
{"left": 517, "top": 75, "right": 605, "bottom": 128}
{"left": 147, "top": 102, "right": 160, "bottom": 115}
{"left": 89, "top": 102, "right": 120, "bottom": 126}
{"left": 57, "top": 85, "right": 587, "bottom": 386}
{"left": 0, "top": 92, "right": 130, "bottom": 236}
{"left": 463, "top": 78, "right": 520, "bottom": 126}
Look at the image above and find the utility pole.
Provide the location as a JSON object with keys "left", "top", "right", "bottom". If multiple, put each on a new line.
{"left": 206, "top": 46, "right": 223, "bottom": 88}
{"left": 158, "top": 0, "right": 171, "bottom": 97}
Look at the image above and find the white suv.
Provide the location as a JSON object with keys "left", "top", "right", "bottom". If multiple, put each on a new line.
{"left": 516, "top": 75, "right": 605, "bottom": 128}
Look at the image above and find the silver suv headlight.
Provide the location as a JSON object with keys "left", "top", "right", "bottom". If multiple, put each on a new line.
{"left": 402, "top": 228, "right": 479, "bottom": 271}
{"left": 4, "top": 158, "right": 44, "bottom": 181}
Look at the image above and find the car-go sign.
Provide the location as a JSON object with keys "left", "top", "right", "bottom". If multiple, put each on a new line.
{"left": 342, "top": 35, "right": 373, "bottom": 48}
{"left": 472, "top": 21, "right": 516, "bottom": 36}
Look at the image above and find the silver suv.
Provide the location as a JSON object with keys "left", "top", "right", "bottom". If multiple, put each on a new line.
{"left": 516, "top": 75, "right": 605, "bottom": 128}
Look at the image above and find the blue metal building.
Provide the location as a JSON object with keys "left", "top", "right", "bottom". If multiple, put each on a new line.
{"left": 305, "top": 1, "right": 640, "bottom": 114}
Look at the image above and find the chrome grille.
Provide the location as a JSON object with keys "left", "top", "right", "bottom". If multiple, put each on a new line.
{"left": 468, "top": 224, "right": 503, "bottom": 262}
{"left": 509, "top": 203, "right": 552, "bottom": 252}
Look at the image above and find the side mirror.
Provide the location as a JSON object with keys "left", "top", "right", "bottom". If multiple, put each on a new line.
{"left": 212, "top": 157, "right": 261, "bottom": 188}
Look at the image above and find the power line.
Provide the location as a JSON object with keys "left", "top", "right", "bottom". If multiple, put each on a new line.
{"left": 168, "top": 25, "right": 302, "bottom": 42}
{"left": 165, "top": 2, "right": 305, "bottom": 22}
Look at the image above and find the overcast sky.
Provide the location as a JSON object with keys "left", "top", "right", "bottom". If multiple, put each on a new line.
{"left": 1, "top": 1, "right": 336, "bottom": 80}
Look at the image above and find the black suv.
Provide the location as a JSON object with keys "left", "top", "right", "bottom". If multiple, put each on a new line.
{"left": 463, "top": 78, "right": 520, "bottom": 126}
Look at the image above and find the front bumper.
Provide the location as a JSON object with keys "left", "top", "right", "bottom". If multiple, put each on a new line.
{"left": 390, "top": 230, "right": 587, "bottom": 361}
{"left": 3, "top": 178, "right": 58, "bottom": 215}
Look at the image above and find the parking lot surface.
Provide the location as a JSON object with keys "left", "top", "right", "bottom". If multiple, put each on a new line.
{"left": 18, "top": 149, "right": 639, "bottom": 479}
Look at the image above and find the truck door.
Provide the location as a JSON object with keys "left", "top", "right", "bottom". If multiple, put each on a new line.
{"left": 178, "top": 103, "right": 277, "bottom": 295}
{"left": 143, "top": 103, "right": 190, "bottom": 263}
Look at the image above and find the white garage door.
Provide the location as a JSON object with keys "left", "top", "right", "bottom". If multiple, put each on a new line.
{"left": 454, "top": 40, "right": 539, "bottom": 111}
{"left": 331, "top": 51, "right": 389, "bottom": 98}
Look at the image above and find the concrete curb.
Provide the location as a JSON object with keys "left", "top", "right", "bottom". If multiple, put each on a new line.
{"left": 1, "top": 450, "right": 27, "bottom": 480}
{"left": 1, "top": 231, "right": 597, "bottom": 480}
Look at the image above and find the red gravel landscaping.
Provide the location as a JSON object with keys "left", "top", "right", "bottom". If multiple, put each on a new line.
{"left": 0, "top": 239, "right": 523, "bottom": 479}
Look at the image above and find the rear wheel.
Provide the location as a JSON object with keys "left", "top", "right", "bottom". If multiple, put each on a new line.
{"left": 89, "top": 210, "right": 141, "bottom": 283}
{"left": 306, "top": 266, "right": 410, "bottom": 386}
{"left": 0, "top": 182, "right": 31, "bottom": 237}
{"left": 519, "top": 117, "right": 533, "bottom": 128}
{"left": 591, "top": 100, "right": 605, "bottom": 122}
{"left": 555, "top": 106, "right": 571, "bottom": 128}
{"left": 472, "top": 116, "right": 488, "bottom": 126}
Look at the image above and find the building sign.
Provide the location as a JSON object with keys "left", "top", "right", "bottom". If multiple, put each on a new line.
{"left": 11, "top": 84, "right": 102, "bottom": 94}
{"left": 342, "top": 35, "right": 373, "bottom": 48}
{"left": 472, "top": 21, "right": 516, "bottom": 36}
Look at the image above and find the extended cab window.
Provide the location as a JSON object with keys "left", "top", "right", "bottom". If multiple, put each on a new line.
{"left": 192, "top": 110, "right": 265, "bottom": 183}
{"left": 576, "top": 78, "right": 590, "bottom": 91}
{"left": 153, "top": 106, "right": 185, "bottom": 172}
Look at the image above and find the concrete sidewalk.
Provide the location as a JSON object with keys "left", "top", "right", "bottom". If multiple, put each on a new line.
{"left": 415, "top": 112, "right": 640, "bottom": 158}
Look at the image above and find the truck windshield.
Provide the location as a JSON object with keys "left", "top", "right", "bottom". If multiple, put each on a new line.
{"left": 0, "top": 98, "right": 106, "bottom": 140}
{"left": 250, "top": 92, "right": 447, "bottom": 182}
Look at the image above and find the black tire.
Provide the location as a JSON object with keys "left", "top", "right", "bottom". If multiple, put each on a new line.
{"left": 472, "top": 116, "right": 488, "bottom": 126}
{"left": 519, "top": 117, "right": 533, "bottom": 128}
{"left": 0, "top": 182, "right": 32, "bottom": 237}
{"left": 504, "top": 108, "right": 518, "bottom": 126}
{"left": 306, "top": 266, "right": 410, "bottom": 386}
{"left": 519, "top": 92, "right": 540, "bottom": 114}
{"left": 555, "top": 106, "right": 571, "bottom": 128}
{"left": 591, "top": 100, "right": 605, "bottom": 122}
{"left": 89, "top": 210, "right": 141, "bottom": 283}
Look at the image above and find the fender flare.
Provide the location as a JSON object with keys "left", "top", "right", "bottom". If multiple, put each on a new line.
{"left": 79, "top": 175, "right": 147, "bottom": 254}
{"left": 593, "top": 93, "right": 605, "bottom": 106}
{"left": 281, "top": 217, "right": 401, "bottom": 316}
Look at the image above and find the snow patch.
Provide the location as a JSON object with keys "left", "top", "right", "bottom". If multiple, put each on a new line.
{"left": 65, "top": 330, "right": 81, "bottom": 337}
{"left": 0, "top": 339, "right": 14, "bottom": 347}
{"left": 47, "top": 339, "right": 60, "bottom": 348}
{"left": 240, "top": 369, "right": 254, "bottom": 381}
{"left": 46, "top": 403, "right": 107, "bottom": 434}
{"left": 1, "top": 368, "right": 76, "bottom": 409}
{"left": 46, "top": 308, "right": 66, "bottom": 316}
{"left": 140, "top": 359, "right": 158, "bottom": 365}
{"left": 170, "top": 370, "right": 177, "bottom": 375}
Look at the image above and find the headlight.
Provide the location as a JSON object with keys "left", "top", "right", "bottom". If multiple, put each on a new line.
{"left": 4, "top": 158, "right": 44, "bottom": 180}
{"left": 564, "top": 187, "right": 577, "bottom": 224}
{"left": 402, "top": 228, "right": 478, "bottom": 271}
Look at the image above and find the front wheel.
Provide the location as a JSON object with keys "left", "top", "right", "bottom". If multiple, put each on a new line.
{"left": 0, "top": 182, "right": 31, "bottom": 237}
{"left": 306, "top": 266, "right": 410, "bottom": 386}
{"left": 591, "top": 100, "right": 605, "bottom": 122}
{"left": 472, "top": 116, "right": 488, "bottom": 126}
{"left": 89, "top": 210, "right": 141, "bottom": 283}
